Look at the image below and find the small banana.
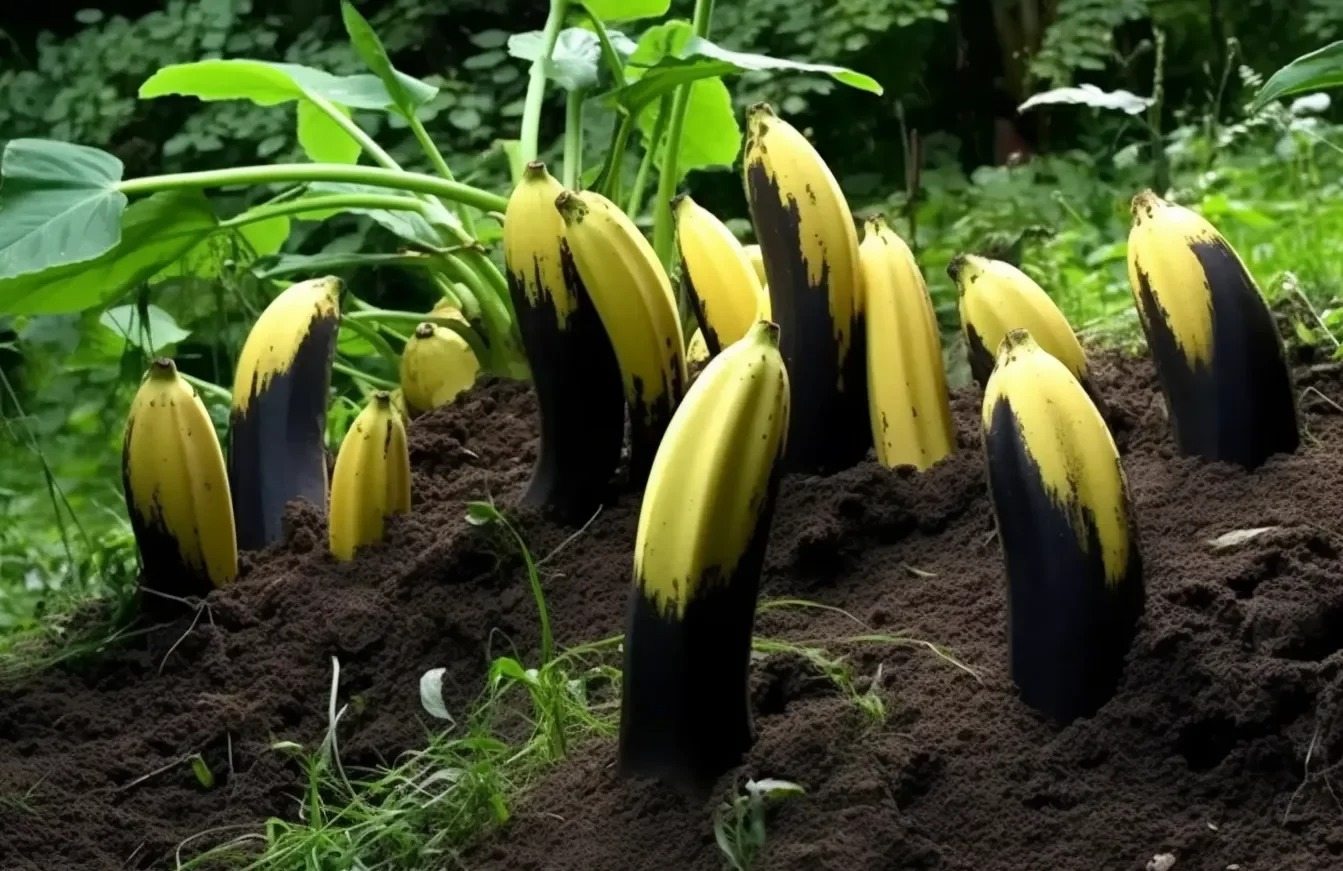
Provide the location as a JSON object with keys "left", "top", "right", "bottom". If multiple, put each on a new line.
{"left": 399, "top": 322, "right": 480, "bottom": 415}
{"left": 859, "top": 216, "right": 955, "bottom": 470}
{"left": 982, "top": 329, "right": 1143, "bottom": 723}
{"left": 673, "top": 194, "right": 770, "bottom": 356}
{"left": 228, "top": 276, "right": 341, "bottom": 550}
{"left": 743, "top": 102, "right": 867, "bottom": 473}
{"left": 122, "top": 358, "right": 237, "bottom": 611}
{"left": 328, "top": 391, "right": 411, "bottom": 561}
{"left": 555, "top": 188, "right": 687, "bottom": 482}
{"left": 1127, "top": 190, "right": 1298, "bottom": 467}
{"left": 620, "top": 320, "right": 790, "bottom": 796}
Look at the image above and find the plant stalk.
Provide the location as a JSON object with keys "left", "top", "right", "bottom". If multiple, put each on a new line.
{"left": 221, "top": 193, "right": 427, "bottom": 230}
{"left": 519, "top": 0, "right": 572, "bottom": 163}
{"left": 408, "top": 114, "right": 477, "bottom": 236}
{"left": 563, "top": 88, "right": 587, "bottom": 189}
{"left": 626, "top": 95, "right": 671, "bottom": 218}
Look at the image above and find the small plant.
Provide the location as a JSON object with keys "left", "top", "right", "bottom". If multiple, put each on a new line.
{"left": 713, "top": 777, "right": 806, "bottom": 871}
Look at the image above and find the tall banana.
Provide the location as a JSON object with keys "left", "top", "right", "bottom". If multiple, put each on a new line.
{"left": 982, "top": 329, "right": 1144, "bottom": 723}
{"left": 673, "top": 194, "right": 770, "bottom": 356}
{"left": 1126, "top": 190, "right": 1298, "bottom": 467}
{"left": 950, "top": 253, "right": 1105, "bottom": 411}
{"left": 859, "top": 216, "right": 955, "bottom": 471}
{"left": 328, "top": 391, "right": 411, "bottom": 561}
{"left": 743, "top": 102, "right": 867, "bottom": 473}
{"left": 228, "top": 276, "right": 341, "bottom": 550}
{"left": 122, "top": 358, "right": 237, "bottom": 612}
{"left": 619, "top": 320, "right": 790, "bottom": 796}
{"left": 503, "top": 162, "right": 625, "bottom": 521}
{"left": 555, "top": 188, "right": 687, "bottom": 482}
{"left": 399, "top": 321, "right": 480, "bottom": 416}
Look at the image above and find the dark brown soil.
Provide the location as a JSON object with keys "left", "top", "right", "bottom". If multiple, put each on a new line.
{"left": 5, "top": 352, "right": 1343, "bottom": 871}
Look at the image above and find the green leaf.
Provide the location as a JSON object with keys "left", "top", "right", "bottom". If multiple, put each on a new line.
{"left": 97, "top": 304, "right": 192, "bottom": 354}
{"left": 497, "top": 139, "right": 525, "bottom": 184}
{"left": 255, "top": 251, "right": 432, "bottom": 280}
{"left": 1251, "top": 41, "right": 1343, "bottom": 112}
{"left": 140, "top": 59, "right": 436, "bottom": 113}
{"left": 0, "top": 190, "right": 218, "bottom": 315}
{"left": 155, "top": 216, "right": 291, "bottom": 281}
{"left": 580, "top": 0, "right": 670, "bottom": 21}
{"left": 508, "top": 27, "right": 605, "bottom": 90}
{"left": 340, "top": 1, "right": 434, "bottom": 119}
{"left": 0, "top": 139, "right": 127, "bottom": 282}
{"left": 1018, "top": 85, "right": 1153, "bottom": 116}
{"left": 297, "top": 101, "right": 361, "bottom": 164}
{"left": 305, "top": 183, "right": 446, "bottom": 247}
{"left": 638, "top": 77, "right": 739, "bottom": 171}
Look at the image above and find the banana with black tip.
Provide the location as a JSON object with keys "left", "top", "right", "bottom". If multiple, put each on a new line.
{"left": 328, "top": 391, "right": 411, "bottom": 561}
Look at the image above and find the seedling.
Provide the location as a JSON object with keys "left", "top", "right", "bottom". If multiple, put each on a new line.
{"left": 713, "top": 778, "right": 806, "bottom": 871}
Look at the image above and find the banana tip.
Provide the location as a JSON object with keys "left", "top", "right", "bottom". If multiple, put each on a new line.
{"left": 148, "top": 357, "right": 178, "bottom": 378}
{"left": 554, "top": 189, "right": 585, "bottom": 223}
{"left": 414, "top": 322, "right": 437, "bottom": 339}
{"left": 523, "top": 160, "right": 548, "bottom": 178}
{"left": 1130, "top": 189, "right": 1161, "bottom": 220}
{"left": 947, "top": 253, "right": 968, "bottom": 283}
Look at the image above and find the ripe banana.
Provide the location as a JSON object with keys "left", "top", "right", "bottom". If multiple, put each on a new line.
{"left": 328, "top": 391, "right": 411, "bottom": 561}
{"left": 555, "top": 188, "right": 687, "bottom": 482}
{"left": 619, "top": 320, "right": 790, "bottom": 796}
{"left": 398, "top": 321, "right": 480, "bottom": 415}
{"left": 743, "top": 102, "right": 867, "bottom": 473}
{"left": 950, "top": 253, "right": 1105, "bottom": 410}
{"left": 743, "top": 243, "right": 768, "bottom": 286}
{"left": 503, "top": 162, "right": 625, "bottom": 522}
{"left": 982, "top": 329, "right": 1143, "bottom": 723}
{"left": 122, "top": 358, "right": 237, "bottom": 612}
{"left": 1127, "top": 190, "right": 1298, "bottom": 468}
{"left": 228, "top": 276, "right": 341, "bottom": 550}
{"left": 673, "top": 194, "right": 770, "bottom": 356}
{"left": 859, "top": 216, "right": 955, "bottom": 470}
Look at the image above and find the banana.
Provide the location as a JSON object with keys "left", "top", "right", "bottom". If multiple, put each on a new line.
{"left": 228, "top": 276, "right": 341, "bottom": 550}
{"left": 743, "top": 243, "right": 768, "bottom": 286}
{"left": 503, "top": 162, "right": 625, "bottom": 522}
{"left": 686, "top": 328, "right": 710, "bottom": 366}
{"left": 982, "top": 329, "right": 1144, "bottom": 723}
{"left": 743, "top": 102, "right": 867, "bottom": 473}
{"left": 398, "top": 321, "right": 480, "bottom": 415}
{"left": 673, "top": 194, "right": 770, "bottom": 356}
{"left": 122, "top": 358, "right": 237, "bottom": 613}
{"left": 859, "top": 216, "right": 955, "bottom": 470}
{"left": 1126, "top": 190, "right": 1298, "bottom": 467}
{"left": 555, "top": 188, "right": 687, "bottom": 482}
{"left": 619, "top": 320, "right": 790, "bottom": 796}
{"left": 328, "top": 391, "right": 411, "bottom": 561}
{"left": 949, "top": 253, "right": 1105, "bottom": 410}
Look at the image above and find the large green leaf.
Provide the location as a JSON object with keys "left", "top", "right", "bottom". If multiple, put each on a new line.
{"left": 97, "top": 304, "right": 193, "bottom": 355}
{"left": 580, "top": 0, "right": 669, "bottom": 21}
{"left": 140, "top": 59, "right": 436, "bottom": 113}
{"left": 0, "top": 139, "right": 127, "bottom": 283}
{"left": 509, "top": 27, "right": 605, "bottom": 91}
{"left": 340, "top": 1, "right": 431, "bottom": 119}
{"left": 1250, "top": 40, "right": 1343, "bottom": 112}
{"left": 0, "top": 191, "right": 218, "bottom": 315}
{"left": 297, "top": 100, "right": 361, "bottom": 164}
{"left": 154, "top": 215, "right": 291, "bottom": 281}
{"left": 303, "top": 183, "right": 446, "bottom": 248}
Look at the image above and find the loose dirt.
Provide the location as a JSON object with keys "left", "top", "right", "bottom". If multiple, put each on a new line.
{"left": 4, "top": 352, "right": 1343, "bottom": 871}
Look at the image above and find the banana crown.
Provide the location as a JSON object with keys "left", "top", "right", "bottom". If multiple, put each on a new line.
{"left": 983, "top": 330, "right": 1131, "bottom": 585}
{"left": 125, "top": 358, "right": 238, "bottom": 586}
{"left": 503, "top": 161, "right": 580, "bottom": 323}
{"left": 329, "top": 391, "right": 411, "bottom": 561}
{"left": 1126, "top": 189, "right": 1229, "bottom": 368}
{"left": 634, "top": 320, "right": 790, "bottom": 618}
{"left": 399, "top": 321, "right": 480, "bottom": 413}
{"left": 951, "top": 253, "right": 1088, "bottom": 378}
{"left": 674, "top": 193, "right": 769, "bottom": 347}
{"left": 232, "top": 276, "right": 342, "bottom": 413}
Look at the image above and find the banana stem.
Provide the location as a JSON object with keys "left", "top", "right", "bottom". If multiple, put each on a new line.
{"left": 340, "top": 314, "right": 403, "bottom": 371}
{"left": 408, "top": 113, "right": 477, "bottom": 236}
{"left": 562, "top": 87, "right": 586, "bottom": 189}
{"left": 117, "top": 164, "right": 508, "bottom": 214}
{"left": 519, "top": 0, "right": 572, "bottom": 163}
{"left": 333, "top": 359, "right": 398, "bottom": 390}
{"left": 626, "top": 96, "right": 670, "bottom": 218}
{"left": 220, "top": 193, "right": 427, "bottom": 230}
{"left": 178, "top": 371, "right": 232, "bottom": 403}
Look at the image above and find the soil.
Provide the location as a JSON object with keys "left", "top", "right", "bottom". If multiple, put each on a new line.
{"left": 5, "top": 352, "right": 1343, "bottom": 871}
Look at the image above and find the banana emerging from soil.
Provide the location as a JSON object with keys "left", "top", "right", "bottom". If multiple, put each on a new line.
{"left": 228, "top": 276, "right": 341, "bottom": 550}
{"left": 982, "top": 329, "right": 1144, "bottom": 724}
{"left": 328, "top": 391, "right": 411, "bottom": 561}
{"left": 399, "top": 321, "right": 480, "bottom": 415}
{"left": 743, "top": 102, "right": 867, "bottom": 473}
{"left": 555, "top": 188, "right": 687, "bottom": 482}
{"left": 503, "top": 162, "right": 625, "bottom": 522}
{"left": 859, "top": 216, "right": 955, "bottom": 470}
{"left": 620, "top": 320, "right": 790, "bottom": 796}
{"left": 123, "top": 358, "right": 237, "bottom": 612}
{"left": 673, "top": 194, "right": 770, "bottom": 356}
{"left": 1126, "top": 190, "right": 1299, "bottom": 468}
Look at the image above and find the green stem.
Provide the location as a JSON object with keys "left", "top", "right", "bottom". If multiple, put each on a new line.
{"left": 651, "top": 0, "right": 715, "bottom": 268}
{"left": 519, "top": 0, "right": 572, "bottom": 163}
{"left": 445, "top": 253, "right": 512, "bottom": 341}
{"left": 333, "top": 360, "right": 397, "bottom": 390}
{"left": 306, "top": 93, "right": 401, "bottom": 170}
{"left": 256, "top": 252, "right": 431, "bottom": 280}
{"left": 626, "top": 96, "right": 670, "bottom": 218}
{"left": 595, "top": 111, "right": 635, "bottom": 200}
{"left": 340, "top": 315, "right": 403, "bottom": 371}
{"left": 221, "top": 193, "right": 427, "bottom": 230}
{"left": 117, "top": 164, "right": 508, "bottom": 213}
{"left": 563, "top": 88, "right": 586, "bottom": 189}
{"left": 408, "top": 114, "right": 477, "bottom": 236}
{"left": 179, "top": 371, "right": 232, "bottom": 404}
{"left": 579, "top": 3, "right": 628, "bottom": 88}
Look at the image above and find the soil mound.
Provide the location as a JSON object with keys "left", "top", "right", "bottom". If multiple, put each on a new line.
{"left": 5, "top": 354, "right": 1343, "bottom": 871}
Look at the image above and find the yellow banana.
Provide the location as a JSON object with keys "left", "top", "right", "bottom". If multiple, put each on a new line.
{"left": 503, "top": 162, "right": 625, "bottom": 521}
{"left": 122, "top": 358, "right": 237, "bottom": 612}
{"left": 398, "top": 322, "right": 480, "bottom": 415}
{"left": 982, "top": 329, "right": 1143, "bottom": 723}
{"left": 619, "top": 320, "right": 790, "bottom": 796}
{"left": 555, "top": 188, "right": 687, "bottom": 481}
{"left": 859, "top": 217, "right": 955, "bottom": 470}
{"left": 1126, "top": 190, "right": 1298, "bottom": 467}
{"left": 743, "top": 102, "right": 867, "bottom": 472}
{"left": 228, "top": 276, "right": 341, "bottom": 550}
{"left": 743, "top": 243, "right": 768, "bottom": 286}
{"left": 328, "top": 391, "right": 411, "bottom": 561}
{"left": 673, "top": 194, "right": 769, "bottom": 356}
